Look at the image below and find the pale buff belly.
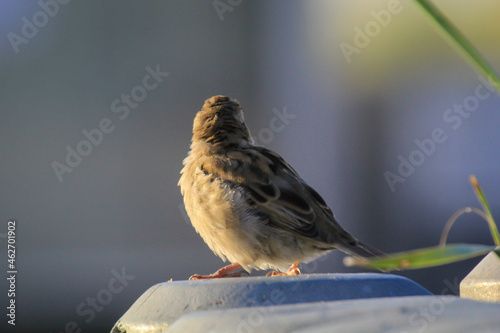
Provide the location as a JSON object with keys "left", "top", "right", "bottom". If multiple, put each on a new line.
{"left": 180, "top": 165, "right": 326, "bottom": 272}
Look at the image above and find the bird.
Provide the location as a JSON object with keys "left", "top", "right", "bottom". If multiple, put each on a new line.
{"left": 178, "top": 95, "right": 384, "bottom": 280}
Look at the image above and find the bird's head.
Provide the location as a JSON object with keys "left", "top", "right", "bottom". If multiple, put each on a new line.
{"left": 192, "top": 95, "right": 252, "bottom": 146}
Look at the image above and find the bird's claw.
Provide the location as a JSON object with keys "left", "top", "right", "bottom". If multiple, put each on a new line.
{"left": 188, "top": 263, "right": 248, "bottom": 280}
{"left": 266, "top": 263, "right": 301, "bottom": 276}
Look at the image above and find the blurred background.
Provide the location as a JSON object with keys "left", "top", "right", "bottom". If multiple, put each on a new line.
{"left": 1, "top": 0, "right": 500, "bottom": 331}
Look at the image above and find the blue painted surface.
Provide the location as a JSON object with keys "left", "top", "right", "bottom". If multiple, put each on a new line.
{"left": 111, "top": 273, "right": 431, "bottom": 332}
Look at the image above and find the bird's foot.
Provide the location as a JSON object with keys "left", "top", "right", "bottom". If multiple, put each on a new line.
{"left": 266, "top": 262, "right": 301, "bottom": 276}
{"left": 189, "top": 263, "right": 247, "bottom": 280}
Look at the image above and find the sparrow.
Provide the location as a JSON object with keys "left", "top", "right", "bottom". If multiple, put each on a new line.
{"left": 178, "top": 95, "right": 384, "bottom": 279}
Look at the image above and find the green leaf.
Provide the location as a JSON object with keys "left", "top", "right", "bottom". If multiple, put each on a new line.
{"left": 344, "top": 244, "right": 495, "bottom": 271}
{"left": 413, "top": 0, "right": 500, "bottom": 94}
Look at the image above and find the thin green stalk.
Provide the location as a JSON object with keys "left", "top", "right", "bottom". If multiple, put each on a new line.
{"left": 470, "top": 175, "right": 500, "bottom": 246}
{"left": 413, "top": 0, "right": 500, "bottom": 94}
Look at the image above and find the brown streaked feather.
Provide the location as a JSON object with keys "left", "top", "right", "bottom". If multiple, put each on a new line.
{"left": 208, "top": 145, "right": 357, "bottom": 248}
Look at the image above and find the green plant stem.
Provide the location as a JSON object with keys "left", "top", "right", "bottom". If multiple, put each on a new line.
{"left": 470, "top": 175, "right": 500, "bottom": 246}
{"left": 413, "top": 0, "right": 500, "bottom": 94}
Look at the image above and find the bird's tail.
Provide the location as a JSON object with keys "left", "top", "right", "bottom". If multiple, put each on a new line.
{"left": 336, "top": 239, "right": 385, "bottom": 258}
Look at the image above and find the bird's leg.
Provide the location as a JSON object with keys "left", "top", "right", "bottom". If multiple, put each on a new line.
{"left": 266, "top": 262, "right": 301, "bottom": 276}
{"left": 286, "top": 262, "right": 301, "bottom": 275}
{"left": 189, "top": 263, "right": 246, "bottom": 280}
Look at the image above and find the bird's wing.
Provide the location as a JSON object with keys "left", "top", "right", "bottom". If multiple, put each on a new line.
{"left": 199, "top": 145, "right": 382, "bottom": 257}
{"left": 251, "top": 147, "right": 385, "bottom": 257}
{"left": 228, "top": 146, "right": 358, "bottom": 247}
